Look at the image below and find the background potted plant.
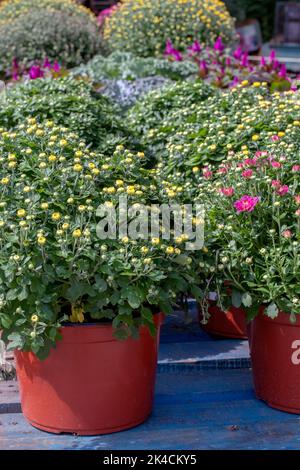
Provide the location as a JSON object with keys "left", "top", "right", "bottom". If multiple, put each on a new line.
{"left": 0, "top": 120, "right": 198, "bottom": 434}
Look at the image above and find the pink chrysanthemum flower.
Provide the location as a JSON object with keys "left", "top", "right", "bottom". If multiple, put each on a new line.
{"left": 234, "top": 195, "right": 259, "bottom": 213}
{"left": 277, "top": 185, "right": 289, "bottom": 196}
{"left": 221, "top": 187, "right": 234, "bottom": 197}
{"left": 242, "top": 169, "right": 253, "bottom": 178}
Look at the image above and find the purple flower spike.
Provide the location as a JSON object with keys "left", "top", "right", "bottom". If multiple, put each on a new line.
{"left": 240, "top": 52, "right": 249, "bottom": 67}
{"left": 165, "top": 39, "right": 175, "bottom": 55}
{"left": 270, "top": 50, "right": 276, "bottom": 61}
{"left": 278, "top": 63, "right": 287, "bottom": 78}
{"left": 28, "top": 65, "right": 44, "bottom": 80}
{"left": 52, "top": 61, "right": 61, "bottom": 72}
{"left": 226, "top": 57, "right": 231, "bottom": 66}
{"left": 214, "top": 36, "right": 225, "bottom": 52}
{"left": 229, "top": 76, "right": 240, "bottom": 87}
{"left": 199, "top": 60, "right": 208, "bottom": 77}
{"left": 260, "top": 56, "right": 267, "bottom": 67}
{"left": 233, "top": 46, "right": 242, "bottom": 60}
{"left": 12, "top": 57, "right": 19, "bottom": 69}
{"left": 188, "top": 40, "right": 201, "bottom": 54}
{"left": 43, "top": 57, "right": 51, "bottom": 69}
{"left": 164, "top": 39, "right": 182, "bottom": 61}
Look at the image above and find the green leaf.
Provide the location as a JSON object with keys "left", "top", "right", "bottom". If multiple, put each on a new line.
{"left": 190, "top": 285, "right": 203, "bottom": 301}
{"left": 95, "top": 275, "right": 107, "bottom": 293}
{"left": 66, "top": 281, "right": 88, "bottom": 303}
{"left": 231, "top": 290, "right": 242, "bottom": 308}
{"left": 7, "top": 332, "right": 24, "bottom": 351}
{"left": 141, "top": 307, "right": 153, "bottom": 321}
{"left": 6, "top": 288, "right": 19, "bottom": 301}
{"left": 241, "top": 292, "right": 252, "bottom": 308}
{"left": 127, "top": 289, "right": 142, "bottom": 309}
{"left": 265, "top": 302, "right": 279, "bottom": 319}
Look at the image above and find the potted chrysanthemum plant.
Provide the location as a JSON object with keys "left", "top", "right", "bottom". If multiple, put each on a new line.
{"left": 0, "top": 120, "right": 198, "bottom": 434}
{"left": 203, "top": 144, "right": 300, "bottom": 413}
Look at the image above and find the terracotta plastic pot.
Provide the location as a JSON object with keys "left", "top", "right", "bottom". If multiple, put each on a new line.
{"left": 249, "top": 309, "right": 300, "bottom": 414}
{"left": 15, "top": 313, "right": 163, "bottom": 435}
{"left": 199, "top": 303, "right": 247, "bottom": 339}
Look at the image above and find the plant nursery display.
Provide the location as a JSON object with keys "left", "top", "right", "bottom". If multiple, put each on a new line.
{"left": 0, "top": 77, "right": 128, "bottom": 151}
{"left": 0, "top": 0, "right": 102, "bottom": 76}
{"left": 0, "top": 121, "right": 199, "bottom": 433}
{"left": 103, "top": 0, "right": 236, "bottom": 57}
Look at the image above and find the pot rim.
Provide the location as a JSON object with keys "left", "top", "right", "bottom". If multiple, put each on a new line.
{"left": 258, "top": 306, "right": 300, "bottom": 326}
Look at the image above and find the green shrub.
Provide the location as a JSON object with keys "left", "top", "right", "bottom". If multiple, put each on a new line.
{"left": 0, "top": 77, "right": 129, "bottom": 151}
{"left": 103, "top": 0, "right": 236, "bottom": 57}
{"left": 0, "top": 0, "right": 94, "bottom": 22}
{"left": 128, "top": 80, "right": 216, "bottom": 134}
{"left": 129, "top": 83, "right": 300, "bottom": 180}
{"left": 0, "top": 0, "right": 102, "bottom": 74}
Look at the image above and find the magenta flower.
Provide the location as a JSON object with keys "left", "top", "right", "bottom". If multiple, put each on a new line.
{"left": 221, "top": 187, "right": 234, "bottom": 197}
{"left": 242, "top": 169, "right": 253, "bottom": 178}
{"left": 28, "top": 65, "right": 44, "bottom": 79}
{"left": 214, "top": 36, "right": 225, "bottom": 52}
{"left": 278, "top": 64, "right": 287, "bottom": 78}
{"left": 233, "top": 47, "right": 242, "bottom": 60}
{"left": 270, "top": 50, "right": 276, "bottom": 61}
{"left": 260, "top": 56, "right": 267, "bottom": 67}
{"left": 52, "top": 61, "right": 61, "bottom": 72}
{"left": 234, "top": 195, "right": 259, "bottom": 213}
{"left": 229, "top": 76, "right": 239, "bottom": 87}
{"left": 203, "top": 167, "right": 213, "bottom": 179}
{"left": 244, "top": 158, "right": 257, "bottom": 166}
{"left": 43, "top": 57, "right": 51, "bottom": 69}
{"left": 277, "top": 185, "right": 289, "bottom": 196}
{"left": 164, "top": 40, "right": 182, "bottom": 61}
{"left": 97, "top": 6, "right": 115, "bottom": 26}
{"left": 255, "top": 151, "right": 268, "bottom": 157}
{"left": 217, "top": 165, "right": 229, "bottom": 174}
{"left": 292, "top": 165, "right": 300, "bottom": 172}
{"left": 199, "top": 60, "right": 208, "bottom": 77}
{"left": 240, "top": 52, "right": 249, "bottom": 67}
{"left": 188, "top": 40, "right": 201, "bottom": 54}
{"left": 271, "top": 161, "right": 281, "bottom": 168}
{"left": 271, "top": 180, "right": 281, "bottom": 188}
{"left": 295, "top": 195, "right": 300, "bottom": 205}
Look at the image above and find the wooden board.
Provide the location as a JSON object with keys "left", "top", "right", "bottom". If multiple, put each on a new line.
{"left": 2, "top": 369, "right": 300, "bottom": 450}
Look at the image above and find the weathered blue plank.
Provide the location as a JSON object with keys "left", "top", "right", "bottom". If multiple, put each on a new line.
{"left": 2, "top": 369, "right": 300, "bottom": 450}
{"left": 159, "top": 303, "right": 249, "bottom": 369}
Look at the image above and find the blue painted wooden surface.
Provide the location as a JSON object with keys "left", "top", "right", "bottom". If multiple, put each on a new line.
{"left": 2, "top": 369, "right": 300, "bottom": 450}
